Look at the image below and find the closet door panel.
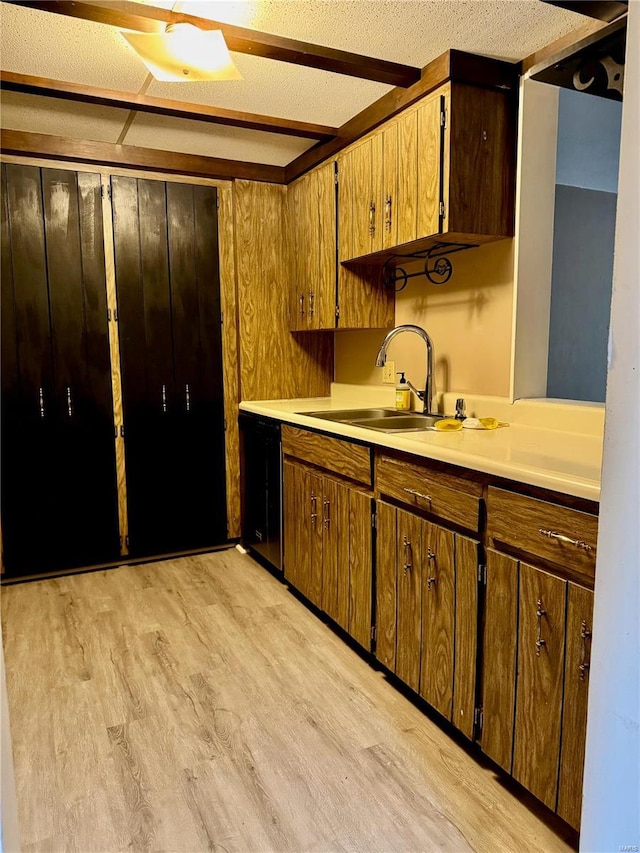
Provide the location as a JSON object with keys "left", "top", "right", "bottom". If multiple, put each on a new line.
{"left": 1, "top": 165, "right": 56, "bottom": 569}
{"left": 167, "top": 183, "right": 227, "bottom": 547}
{"left": 112, "top": 175, "right": 176, "bottom": 555}
{"left": 42, "top": 168, "right": 118, "bottom": 565}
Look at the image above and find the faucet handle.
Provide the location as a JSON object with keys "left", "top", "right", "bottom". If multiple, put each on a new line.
{"left": 455, "top": 398, "right": 465, "bottom": 420}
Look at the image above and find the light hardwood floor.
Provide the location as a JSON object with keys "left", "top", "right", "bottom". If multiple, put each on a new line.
{"left": 2, "top": 549, "right": 574, "bottom": 853}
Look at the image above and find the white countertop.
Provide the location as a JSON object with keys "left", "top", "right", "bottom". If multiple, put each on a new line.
{"left": 240, "top": 387, "right": 604, "bottom": 503}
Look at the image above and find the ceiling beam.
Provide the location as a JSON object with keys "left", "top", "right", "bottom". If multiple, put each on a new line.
{"left": 8, "top": 0, "right": 422, "bottom": 88}
{"left": 285, "top": 50, "right": 520, "bottom": 183}
{"left": 0, "top": 129, "right": 286, "bottom": 183}
{"left": 521, "top": 13, "right": 616, "bottom": 73}
{"left": 540, "top": 1, "right": 628, "bottom": 23}
{"left": 0, "top": 72, "right": 337, "bottom": 140}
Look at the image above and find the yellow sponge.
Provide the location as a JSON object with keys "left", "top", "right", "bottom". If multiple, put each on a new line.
{"left": 434, "top": 418, "right": 463, "bottom": 431}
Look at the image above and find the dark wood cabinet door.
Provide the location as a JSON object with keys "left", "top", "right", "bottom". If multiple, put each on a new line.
{"left": 1, "top": 164, "right": 118, "bottom": 573}
{"left": 375, "top": 501, "right": 397, "bottom": 673}
{"left": 166, "top": 182, "right": 227, "bottom": 550}
{"left": 482, "top": 549, "right": 519, "bottom": 772}
{"left": 513, "top": 563, "right": 567, "bottom": 810}
{"left": 112, "top": 176, "right": 226, "bottom": 557}
{"left": 41, "top": 168, "right": 119, "bottom": 568}
{"left": 420, "top": 520, "right": 455, "bottom": 720}
{"left": 396, "top": 508, "right": 422, "bottom": 692}
{"left": 557, "top": 583, "right": 594, "bottom": 829}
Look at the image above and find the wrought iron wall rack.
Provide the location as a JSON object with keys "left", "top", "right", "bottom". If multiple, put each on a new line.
{"left": 382, "top": 241, "right": 478, "bottom": 291}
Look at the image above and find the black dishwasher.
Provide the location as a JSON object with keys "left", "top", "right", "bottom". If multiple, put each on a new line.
{"left": 239, "top": 412, "right": 283, "bottom": 573}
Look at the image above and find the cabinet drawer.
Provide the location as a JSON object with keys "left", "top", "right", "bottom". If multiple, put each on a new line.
{"left": 486, "top": 487, "right": 598, "bottom": 581}
{"left": 376, "top": 453, "right": 482, "bottom": 531}
{"left": 282, "top": 425, "right": 372, "bottom": 486}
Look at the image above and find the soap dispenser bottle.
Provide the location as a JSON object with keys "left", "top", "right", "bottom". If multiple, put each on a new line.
{"left": 395, "top": 372, "right": 411, "bottom": 411}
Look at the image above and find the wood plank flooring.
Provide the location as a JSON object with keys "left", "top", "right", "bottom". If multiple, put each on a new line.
{"left": 2, "top": 549, "right": 574, "bottom": 853}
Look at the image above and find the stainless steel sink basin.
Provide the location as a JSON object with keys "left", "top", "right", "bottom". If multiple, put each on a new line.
{"left": 297, "top": 408, "right": 407, "bottom": 422}
{"left": 351, "top": 414, "right": 445, "bottom": 432}
{"left": 297, "top": 408, "right": 444, "bottom": 432}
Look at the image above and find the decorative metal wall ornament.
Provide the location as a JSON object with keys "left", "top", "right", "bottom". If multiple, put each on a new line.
{"left": 531, "top": 16, "right": 626, "bottom": 102}
{"left": 382, "top": 242, "right": 476, "bottom": 291}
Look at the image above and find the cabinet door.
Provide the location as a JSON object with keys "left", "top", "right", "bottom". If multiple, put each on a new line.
{"left": 381, "top": 123, "right": 398, "bottom": 249}
{"left": 420, "top": 521, "right": 455, "bottom": 720}
{"left": 315, "top": 161, "right": 337, "bottom": 330}
{"left": 288, "top": 178, "right": 306, "bottom": 331}
{"left": 376, "top": 501, "right": 398, "bottom": 672}
{"left": 348, "top": 488, "right": 373, "bottom": 649}
{"left": 513, "top": 563, "right": 567, "bottom": 810}
{"left": 482, "top": 549, "right": 519, "bottom": 772}
{"left": 321, "top": 478, "right": 349, "bottom": 627}
{"left": 283, "top": 460, "right": 305, "bottom": 591}
{"left": 166, "top": 182, "right": 227, "bottom": 551}
{"left": 557, "top": 583, "right": 594, "bottom": 829}
{"left": 339, "top": 139, "right": 380, "bottom": 261}
{"left": 453, "top": 535, "right": 480, "bottom": 739}
{"left": 416, "top": 91, "right": 443, "bottom": 240}
{"left": 396, "top": 508, "right": 422, "bottom": 692}
{"left": 395, "top": 110, "right": 419, "bottom": 246}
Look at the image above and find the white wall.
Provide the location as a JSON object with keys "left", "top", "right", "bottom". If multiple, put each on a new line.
{"left": 580, "top": 1, "right": 640, "bottom": 849}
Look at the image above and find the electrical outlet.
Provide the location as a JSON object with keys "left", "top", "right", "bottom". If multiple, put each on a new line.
{"left": 382, "top": 360, "right": 396, "bottom": 384}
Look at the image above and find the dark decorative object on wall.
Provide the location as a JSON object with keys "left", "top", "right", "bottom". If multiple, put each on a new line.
{"left": 530, "top": 17, "right": 626, "bottom": 101}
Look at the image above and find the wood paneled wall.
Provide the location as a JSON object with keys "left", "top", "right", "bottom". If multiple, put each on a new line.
{"left": 234, "top": 180, "right": 333, "bottom": 401}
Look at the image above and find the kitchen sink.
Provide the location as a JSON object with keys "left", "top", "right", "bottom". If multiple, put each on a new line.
{"left": 297, "top": 408, "right": 445, "bottom": 432}
{"left": 351, "top": 414, "right": 445, "bottom": 432}
{"left": 297, "top": 408, "right": 408, "bottom": 421}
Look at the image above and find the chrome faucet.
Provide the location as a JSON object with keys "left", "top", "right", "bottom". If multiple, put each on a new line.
{"left": 375, "top": 324, "right": 436, "bottom": 415}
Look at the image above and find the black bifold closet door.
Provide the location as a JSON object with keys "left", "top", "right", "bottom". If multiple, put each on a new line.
{"left": 1, "top": 164, "right": 120, "bottom": 574}
{"left": 111, "top": 176, "right": 227, "bottom": 557}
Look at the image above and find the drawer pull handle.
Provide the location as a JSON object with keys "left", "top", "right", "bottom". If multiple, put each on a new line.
{"left": 402, "top": 536, "right": 412, "bottom": 574}
{"left": 299, "top": 293, "right": 305, "bottom": 317}
{"left": 311, "top": 493, "right": 317, "bottom": 526}
{"left": 384, "top": 195, "right": 392, "bottom": 231}
{"left": 369, "top": 200, "right": 376, "bottom": 236}
{"left": 535, "top": 599, "right": 546, "bottom": 656}
{"left": 403, "top": 487, "right": 432, "bottom": 503}
{"left": 66, "top": 385, "right": 73, "bottom": 418}
{"left": 579, "top": 619, "right": 592, "bottom": 681}
{"left": 538, "top": 528, "right": 593, "bottom": 551}
{"left": 38, "top": 386, "right": 45, "bottom": 418}
{"left": 323, "top": 498, "right": 330, "bottom": 529}
{"left": 309, "top": 290, "right": 315, "bottom": 318}
{"left": 426, "top": 547, "right": 437, "bottom": 589}
{"left": 161, "top": 384, "right": 167, "bottom": 413}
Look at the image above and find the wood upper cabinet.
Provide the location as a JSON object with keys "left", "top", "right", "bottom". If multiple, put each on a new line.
{"left": 557, "top": 583, "right": 594, "bottom": 829}
{"left": 282, "top": 427, "right": 373, "bottom": 648}
{"left": 287, "top": 162, "right": 336, "bottom": 331}
{"left": 375, "top": 497, "right": 479, "bottom": 732}
{"left": 338, "top": 81, "right": 515, "bottom": 265}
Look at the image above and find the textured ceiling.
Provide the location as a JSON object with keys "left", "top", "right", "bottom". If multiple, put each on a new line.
{"left": 0, "top": 0, "right": 591, "bottom": 167}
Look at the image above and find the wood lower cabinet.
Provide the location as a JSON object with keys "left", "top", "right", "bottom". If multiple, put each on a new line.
{"left": 375, "top": 499, "right": 479, "bottom": 732}
{"left": 282, "top": 427, "right": 374, "bottom": 649}
{"left": 482, "top": 549, "right": 595, "bottom": 829}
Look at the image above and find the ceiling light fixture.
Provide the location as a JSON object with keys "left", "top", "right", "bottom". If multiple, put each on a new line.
{"left": 121, "top": 23, "right": 242, "bottom": 82}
